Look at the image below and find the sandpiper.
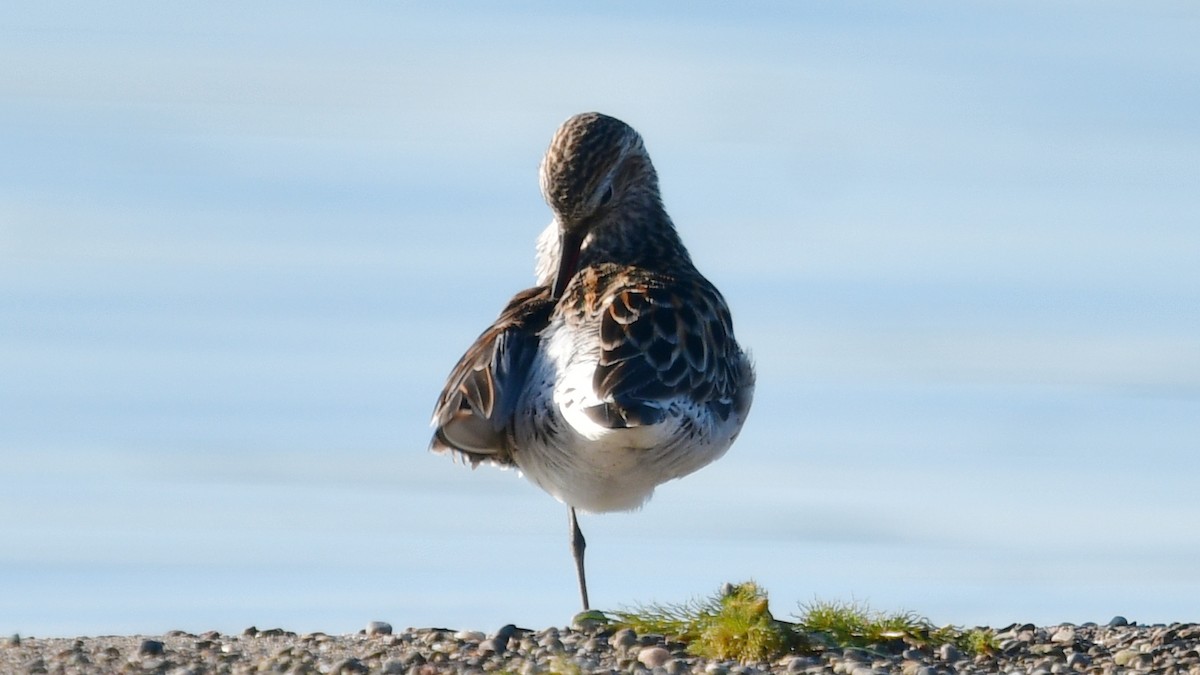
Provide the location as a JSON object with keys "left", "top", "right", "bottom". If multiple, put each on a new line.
{"left": 430, "top": 112, "right": 754, "bottom": 610}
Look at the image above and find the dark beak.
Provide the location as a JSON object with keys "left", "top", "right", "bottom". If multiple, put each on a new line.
{"left": 552, "top": 229, "right": 585, "bottom": 300}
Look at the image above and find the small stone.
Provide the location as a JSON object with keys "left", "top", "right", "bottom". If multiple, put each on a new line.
{"left": 582, "top": 636, "right": 604, "bottom": 652}
{"left": 138, "top": 639, "right": 165, "bottom": 656}
{"left": 366, "top": 621, "right": 393, "bottom": 636}
{"left": 639, "top": 632, "right": 666, "bottom": 646}
{"left": 1066, "top": 652, "right": 1091, "bottom": 668}
{"left": 455, "top": 630, "right": 485, "bottom": 642}
{"left": 1051, "top": 627, "right": 1076, "bottom": 644}
{"left": 333, "top": 657, "right": 369, "bottom": 674}
{"left": 612, "top": 628, "right": 638, "bottom": 649}
{"left": 639, "top": 646, "right": 671, "bottom": 668}
{"left": 783, "top": 656, "right": 809, "bottom": 672}
{"left": 939, "top": 643, "right": 962, "bottom": 662}
{"left": 705, "top": 663, "right": 728, "bottom": 675}
{"left": 999, "top": 638, "right": 1023, "bottom": 654}
{"left": 666, "top": 660, "right": 688, "bottom": 675}
{"left": 1114, "top": 649, "right": 1140, "bottom": 666}
{"left": 1030, "top": 644, "right": 1064, "bottom": 657}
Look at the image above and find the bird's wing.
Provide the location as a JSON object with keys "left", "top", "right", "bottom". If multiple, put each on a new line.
{"left": 430, "top": 286, "right": 555, "bottom": 464}
{"left": 585, "top": 269, "right": 746, "bottom": 429}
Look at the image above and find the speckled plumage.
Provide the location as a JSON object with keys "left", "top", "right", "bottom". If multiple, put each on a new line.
{"left": 430, "top": 112, "right": 754, "bottom": 609}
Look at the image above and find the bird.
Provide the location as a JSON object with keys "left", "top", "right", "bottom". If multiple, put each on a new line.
{"left": 430, "top": 112, "right": 754, "bottom": 611}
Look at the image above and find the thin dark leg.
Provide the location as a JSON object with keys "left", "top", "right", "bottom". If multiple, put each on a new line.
{"left": 569, "top": 507, "right": 590, "bottom": 610}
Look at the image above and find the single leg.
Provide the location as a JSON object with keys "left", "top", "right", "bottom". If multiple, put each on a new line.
{"left": 569, "top": 507, "right": 590, "bottom": 610}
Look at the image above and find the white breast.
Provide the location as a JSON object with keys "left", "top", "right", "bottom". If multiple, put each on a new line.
{"left": 510, "top": 320, "right": 736, "bottom": 513}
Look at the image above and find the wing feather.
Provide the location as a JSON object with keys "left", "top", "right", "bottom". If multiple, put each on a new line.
{"left": 583, "top": 268, "right": 750, "bottom": 429}
{"left": 430, "top": 286, "right": 555, "bottom": 464}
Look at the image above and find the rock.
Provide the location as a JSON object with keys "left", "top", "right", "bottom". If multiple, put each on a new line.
{"left": 665, "top": 659, "right": 689, "bottom": 675}
{"left": 1030, "top": 643, "right": 1064, "bottom": 656}
{"left": 1066, "top": 652, "right": 1091, "bottom": 668}
{"left": 3, "top": 619, "right": 1198, "bottom": 675}
{"left": 365, "top": 621, "right": 392, "bottom": 636}
{"left": 478, "top": 638, "right": 504, "bottom": 655}
{"left": 638, "top": 646, "right": 671, "bottom": 668}
{"left": 1050, "top": 626, "right": 1076, "bottom": 644}
{"left": 332, "top": 656, "right": 369, "bottom": 674}
{"left": 783, "top": 656, "right": 810, "bottom": 672}
{"left": 1114, "top": 649, "right": 1140, "bottom": 666}
{"left": 612, "top": 628, "right": 638, "bottom": 650}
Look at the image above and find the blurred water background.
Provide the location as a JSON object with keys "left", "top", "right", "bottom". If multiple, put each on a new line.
{"left": 2, "top": 2, "right": 1198, "bottom": 637}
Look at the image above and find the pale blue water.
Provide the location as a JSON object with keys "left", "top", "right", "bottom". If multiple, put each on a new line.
{"left": 3, "top": 3, "right": 1199, "bottom": 637}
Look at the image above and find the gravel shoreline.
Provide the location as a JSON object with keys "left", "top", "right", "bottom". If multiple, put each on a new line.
{"left": 4, "top": 620, "right": 1199, "bottom": 674}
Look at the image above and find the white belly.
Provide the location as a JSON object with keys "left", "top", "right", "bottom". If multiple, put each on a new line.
{"left": 511, "top": 345, "right": 741, "bottom": 513}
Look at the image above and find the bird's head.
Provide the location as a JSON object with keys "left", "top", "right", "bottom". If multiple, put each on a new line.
{"left": 538, "top": 112, "right": 661, "bottom": 299}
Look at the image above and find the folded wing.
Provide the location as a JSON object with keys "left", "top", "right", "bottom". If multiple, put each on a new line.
{"left": 430, "top": 286, "right": 556, "bottom": 465}
{"left": 584, "top": 269, "right": 749, "bottom": 429}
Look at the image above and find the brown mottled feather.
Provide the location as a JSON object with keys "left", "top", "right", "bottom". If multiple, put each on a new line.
{"left": 430, "top": 286, "right": 555, "bottom": 465}
{"left": 566, "top": 264, "right": 748, "bottom": 430}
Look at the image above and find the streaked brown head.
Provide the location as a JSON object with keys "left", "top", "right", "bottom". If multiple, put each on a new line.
{"left": 539, "top": 113, "right": 666, "bottom": 298}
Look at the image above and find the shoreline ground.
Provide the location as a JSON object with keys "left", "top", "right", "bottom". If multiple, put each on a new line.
{"left": 4, "top": 620, "right": 1198, "bottom": 674}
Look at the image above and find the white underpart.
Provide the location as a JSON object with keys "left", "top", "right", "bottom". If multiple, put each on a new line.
{"left": 519, "top": 219, "right": 743, "bottom": 514}
{"left": 512, "top": 315, "right": 736, "bottom": 514}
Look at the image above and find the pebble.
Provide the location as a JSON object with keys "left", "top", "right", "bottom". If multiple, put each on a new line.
{"left": 365, "top": 621, "right": 392, "bottom": 636}
{"left": 1065, "top": 651, "right": 1091, "bottom": 668}
{"left": 138, "top": 639, "right": 164, "bottom": 656}
{"left": 1050, "top": 626, "right": 1076, "bottom": 643}
{"left": 639, "top": 645, "right": 672, "bottom": 667}
{"left": 613, "top": 627, "right": 639, "bottom": 649}
{"left": 3, "top": 621, "right": 1199, "bottom": 674}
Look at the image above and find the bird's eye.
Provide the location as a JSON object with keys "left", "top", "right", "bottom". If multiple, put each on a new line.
{"left": 598, "top": 185, "right": 614, "bottom": 206}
